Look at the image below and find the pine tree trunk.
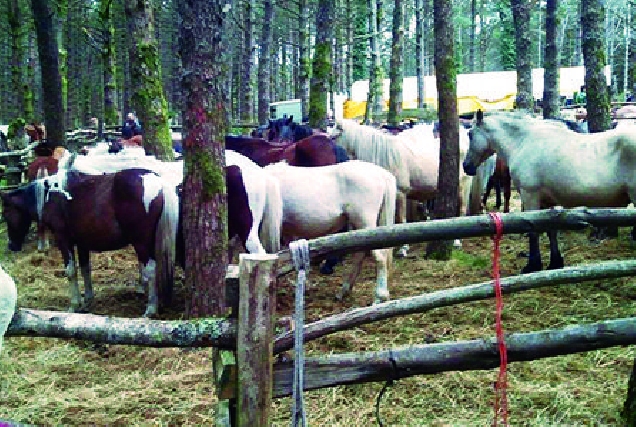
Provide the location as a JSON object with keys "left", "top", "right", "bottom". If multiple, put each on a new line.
{"left": 415, "top": 0, "right": 425, "bottom": 109}
{"left": 30, "top": 0, "right": 65, "bottom": 146}
{"left": 125, "top": 0, "right": 174, "bottom": 161}
{"left": 581, "top": 0, "right": 611, "bottom": 133}
{"left": 8, "top": 0, "right": 26, "bottom": 119}
{"left": 387, "top": 0, "right": 404, "bottom": 126}
{"left": 240, "top": 0, "right": 254, "bottom": 123}
{"left": 258, "top": 0, "right": 273, "bottom": 125}
{"left": 511, "top": 0, "right": 533, "bottom": 111}
{"left": 426, "top": 0, "right": 458, "bottom": 260}
{"left": 345, "top": 0, "right": 354, "bottom": 98}
{"left": 308, "top": 0, "right": 334, "bottom": 129}
{"left": 177, "top": 0, "right": 230, "bottom": 319}
{"left": 297, "top": 0, "right": 310, "bottom": 120}
{"left": 543, "top": 0, "right": 560, "bottom": 119}
{"left": 469, "top": 0, "right": 476, "bottom": 72}
{"left": 364, "top": 0, "right": 383, "bottom": 124}
{"left": 100, "top": 2, "right": 119, "bottom": 126}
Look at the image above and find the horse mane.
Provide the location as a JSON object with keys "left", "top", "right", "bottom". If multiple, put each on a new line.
{"left": 337, "top": 120, "right": 406, "bottom": 173}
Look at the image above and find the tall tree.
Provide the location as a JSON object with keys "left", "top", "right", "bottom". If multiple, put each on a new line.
{"left": 364, "top": 0, "right": 383, "bottom": 124}
{"left": 257, "top": 0, "right": 274, "bottom": 124}
{"left": 125, "top": 0, "right": 174, "bottom": 161}
{"left": 239, "top": 0, "right": 255, "bottom": 123}
{"left": 469, "top": 0, "right": 477, "bottom": 72}
{"left": 8, "top": 0, "right": 30, "bottom": 120}
{"left": 177, "top": 0, "right": 230, "bottom": 318}
{"left": 308, "top": 0, "right": 334, "bottom": 129}
{"left": 581, "top": 0, "right": 611, "bottom": 133}
{"left": 415, "top": 0, "right": 426, "bottom": 108}
{"left": 511, "top": 0, "right": 533, "bottom": 111}
{"left": 387, "top": 0, "right": 404, "bottom": 126}
{"left": 543, "top": 0, "right": 559, "bottom": 119}
{"left": 426, "top": 0, "right": 459, "bottom": 260}
{"left": 30, "top": 0, "right": 65, "bottom": 146}
{"left": 297, "top": 0, "right": 311, "bottom": 119}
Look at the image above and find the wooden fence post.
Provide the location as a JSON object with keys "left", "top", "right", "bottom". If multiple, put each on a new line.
{"left": 236, "top": 253, "right": 278, "bottom": 427}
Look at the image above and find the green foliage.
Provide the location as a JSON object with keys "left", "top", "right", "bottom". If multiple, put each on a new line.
{"left": 497, "top": 0, "right": 516, "bottom": 71}
{"left": 7, "top": 117, "right": 25, "bottom": 140}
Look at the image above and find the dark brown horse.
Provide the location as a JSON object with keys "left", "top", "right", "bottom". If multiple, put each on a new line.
{"left": 225, "top": 134, "right": 342, "bottom": 167}
{"left": 482, "top": 156, "right": 511, "bottom": 213}
{"left": 176, "top": 165, "right": 253, "bottom": 267}
{"left": 1, "top": 169, "right": 179, "bottom": 317}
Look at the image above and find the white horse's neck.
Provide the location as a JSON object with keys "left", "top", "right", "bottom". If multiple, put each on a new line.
{"left": 484, "top": 114, "right": 534, "bottom": 165}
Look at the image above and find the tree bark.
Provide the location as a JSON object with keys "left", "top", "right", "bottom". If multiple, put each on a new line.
{"left": 543, "top": 0, "right": 560, "bottom": 119}
{"left": 177, "top": 0, "right": 230, "bottom": 318}
{"left": 308, "top": 0, "right": 334, "bottom": 129}
{"left": 297, "top": 0, "right": 310, "bottom": 120}
{"left": 30, "top": 0, "right": 65, "bottom": 146}
{"left": 581, "top": 0, "right": 611, "bottom": 133}
{"left": 125, "top": 0, "right": 174, "bottom": 161}
{"left": 257, "top": 0, "right": 274, "bottom": 125}
{"left": 364, "top": 0, "right": 383, "bottom": 124}
{"left": 6, "top": 308, "right": 236, "bottom": 348}
{"left": 99, "top": 1, "right": 119, "bottom": 126}
{"left": 415, "top": 0, "right": 425, "bottom": 108}
{"left": 511, "top": 0, "right": 534, "bottom": 111}
{"left": 387, "top": 0, "right": 404, "bottom": 126}
{"left": 239, "top": 0, "right": 255, "bottom": 123}
{"left": 426, "top": 0, "right": 458, "bottom": 260}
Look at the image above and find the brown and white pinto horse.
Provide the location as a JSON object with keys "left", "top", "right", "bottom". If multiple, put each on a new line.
{"left": 1, "top": 169, "right": 179, "bottom": 317}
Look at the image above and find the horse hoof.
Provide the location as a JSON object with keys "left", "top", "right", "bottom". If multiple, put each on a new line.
{"left": 396, "top": 249, "right": 408, "bottom": 258}
{"left": 547, "top": 259, "right": 564, "bottom": 270}
{"left": 320, "top": 264, "right": 335, "bottom": 275}
{"left": 521, "top": 264, "right": 542, "bottom": 274}
{"left": 335, "top": 290, "right": 347, "bottom": 301}
{"left": 374, "top": 293, "right": 389, "bottom": 304}
{"left": 143, "top": 309, "right": 158, "bottom": 318}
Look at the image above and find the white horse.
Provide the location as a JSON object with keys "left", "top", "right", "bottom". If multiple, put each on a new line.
{"left": 0, "top": 265, "right": 17, "bottom": 355}
{"left": 263, "top": 160, "right": 396, "bottom": 304}
{"left": 463, "top": 111, "right": 636, "bottom": 273}
{"left": 337, "top": 119, "right": 474, "bottom": 254}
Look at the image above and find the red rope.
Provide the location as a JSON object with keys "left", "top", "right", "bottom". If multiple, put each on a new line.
{"left": 489, "top": 212, "right": 508, "bottom": 427}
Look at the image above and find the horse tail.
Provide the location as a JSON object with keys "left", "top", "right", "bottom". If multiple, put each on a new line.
{"left": 155, "top": 179, "right": 179, "bottom": 307}
{"left": 260, "top": 175, "right": 283, "bottom": 253}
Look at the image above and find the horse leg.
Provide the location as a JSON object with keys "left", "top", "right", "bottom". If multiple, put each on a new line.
{"left": 140, "top": 259, "right": 158, "bottom": 318}
{"left": 546, "top": 230, "right": 564, "bottom": 270}
{"left": 335, "top": 252, "right": 366, "bottom": 301}
{"left": 396, "top": 192, "right": 409, "bottom": 257}
{"left": 372, "top": 248, "right": 391, "bottom": 304}
{"left": 321, "top": 225, "right": 347, "bottom": 275}
{"left": 483, "top": 175, "right": 495, "bottom": 208}
{"left": 494, "top": 177, "right": 502, "bottom": 210}
{"left": 36, "top": 223, "right": 49, "bottom": 252}
{"left": 522, "top": 232, "right": 543, "bottom": 274}
{"left": 136, "top": 263, "right": 147, "bottom": 294}
{"left": 63, "top": 249, "right": 83, "bottom": 312}
{"left": 503, "top": 175, "right": 511, "bottom": 213}
{"left": 77, "top": 247, "right": 94, "bottom": 309}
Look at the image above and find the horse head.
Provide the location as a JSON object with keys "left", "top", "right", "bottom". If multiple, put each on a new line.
{"left": 1, "top": 187, "right": 34, "bottom": 251}
{"left": 268, "top": 117, "right": 294, "bottom": 142}
{"left": 463, "top": 110, "right": 494, "bottom": 176}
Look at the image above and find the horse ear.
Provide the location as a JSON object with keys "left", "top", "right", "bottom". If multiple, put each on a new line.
{"left": 476, "top": 109, "right": 484, "bottom": 125}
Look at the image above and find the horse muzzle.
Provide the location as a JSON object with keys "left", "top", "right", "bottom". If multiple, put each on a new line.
{"left": 8, "top": 241, "right": 22, "bottom": 252}
{"left": 462, "top": 161, "right": 477, "bottom": 176}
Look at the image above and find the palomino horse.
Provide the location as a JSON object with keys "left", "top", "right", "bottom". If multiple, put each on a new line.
{"left": 264, "top": 160, "right": 396, "bottom": 304}
{"left": 1, "top": 169, "right": 179, "bottom": 317}
{"left": 337, "top": 119, "right": 473, "bottom": 255}
{"left": 0, "top": 265, "right": 17, "bottom": 355}
{"left": 463, "top": 110, "right": 636, "bottom": 273}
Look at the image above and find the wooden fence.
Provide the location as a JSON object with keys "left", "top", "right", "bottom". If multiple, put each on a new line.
{"left": 6, "top": 207, "right": 636, "bottom": 425}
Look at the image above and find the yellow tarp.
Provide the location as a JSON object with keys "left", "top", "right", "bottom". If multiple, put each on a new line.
{"left": 342, "top": 94, "right": 516, "bottom": 119}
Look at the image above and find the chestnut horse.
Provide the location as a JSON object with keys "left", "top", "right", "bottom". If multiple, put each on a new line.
{"left": 225, "top": 134, "right": 341, "bottom": 167}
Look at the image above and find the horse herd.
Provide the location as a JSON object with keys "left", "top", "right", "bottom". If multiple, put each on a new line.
{"left": 2, "top": 112, "right": 635, "bottom": 319}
